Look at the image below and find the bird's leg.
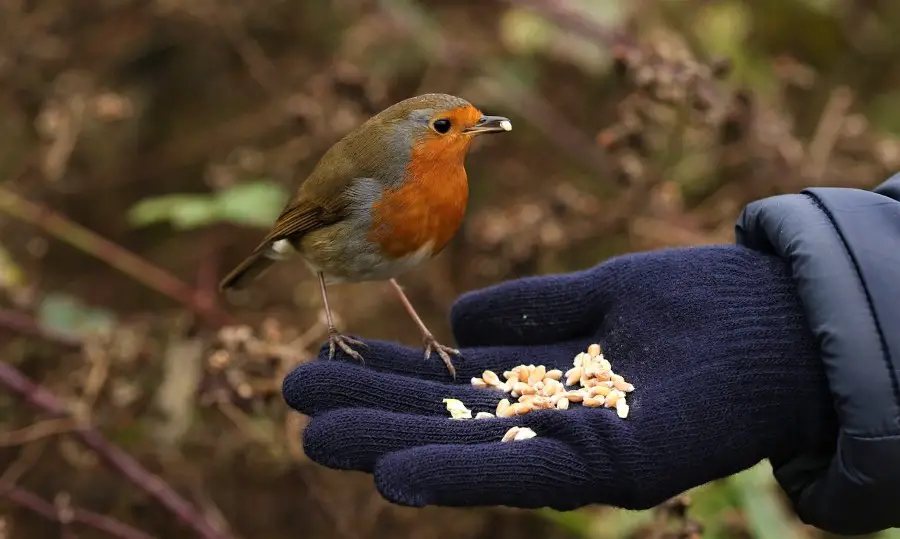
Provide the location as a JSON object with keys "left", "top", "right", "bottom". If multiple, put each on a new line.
{"left": 318, "top": 272, "right": 366, "bottom": 362}
{"left": 388, "top": 278, "right": 459, "bottom": 379}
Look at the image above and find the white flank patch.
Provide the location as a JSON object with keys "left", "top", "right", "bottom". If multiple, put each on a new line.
{"left": 269, "top": 239, "right": 294, "bottom": 260}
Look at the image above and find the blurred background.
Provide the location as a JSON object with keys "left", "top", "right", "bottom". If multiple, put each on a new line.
{"left": 2, "top": 0, "right": 900, "bottom": 538}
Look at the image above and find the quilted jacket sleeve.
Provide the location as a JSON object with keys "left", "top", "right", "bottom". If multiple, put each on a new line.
{"left": 734, "top": 173, "right": 900, "bottom": 535}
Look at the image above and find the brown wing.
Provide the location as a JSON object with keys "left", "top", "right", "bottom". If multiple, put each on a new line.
{"left": 219, "top": 197, "right": 346, "bottom": 291}
{"left": 255, "top": 130, "right": 370, "bottom": 249}
{"left": 258, "top": 197, "right": 346, "bottom": 248}
{"left": 220, "top": 123, "right": 376, "bottom": 292}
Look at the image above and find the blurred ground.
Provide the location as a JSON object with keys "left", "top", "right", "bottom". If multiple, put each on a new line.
{"left": 2, "top": 1, "right": 900, "bottom": 538}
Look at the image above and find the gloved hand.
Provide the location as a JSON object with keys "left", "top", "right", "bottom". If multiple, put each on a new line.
{"left": 282, "top": 245, "right": 837, "bottom": 510}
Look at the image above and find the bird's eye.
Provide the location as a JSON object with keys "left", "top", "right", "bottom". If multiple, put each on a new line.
{"left": 432, "top": 118, "right": 452, "bottom": 134}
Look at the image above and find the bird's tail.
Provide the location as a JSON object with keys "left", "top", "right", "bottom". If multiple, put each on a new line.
{"left": 219, "top": 240, "right": 290, "bottom": 292}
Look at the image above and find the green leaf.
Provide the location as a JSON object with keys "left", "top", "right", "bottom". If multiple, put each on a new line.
{"left": 878, "top": 529, "right": 900, "bottom": 539}
{"left": 213, "top": 180, "right": 288, "bottom": 228}
{"left": 499, "top": 8, "right": 554, "bottom": 54}
{"left": 127, "top": 194, "right": 216, "bottom": 229}
{"left": 868, "top": 92, "right": 900, "bottom": 136}
{"left": 37, "top": 292, "right": 116, "bottom": 338}
{"left": 730, "top": 463, "right": 804, "bottom": 539}
{"left": 538, "top": 508, "right": 597, "bottom": 538}
{"left": 693, "top": 1, "right": 752, "bottom": 56}
{"left": 0, "top": 244, "right": 26, "bottom": 290}
{"left": 126, "top": 181, "right": 287, "bottom": 231}
{"left": 168, "top": 197, "right": 220, "bottom": 229}
{"left": 681, "top": 480, "right": 742, "bottom": 539}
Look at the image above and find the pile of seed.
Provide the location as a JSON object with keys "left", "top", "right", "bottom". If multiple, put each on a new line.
{"left": 471, "top": 343, "right": 634, "bottom": 420}
{"left": 441, "top": 344, "right": 634, "bottom": 442}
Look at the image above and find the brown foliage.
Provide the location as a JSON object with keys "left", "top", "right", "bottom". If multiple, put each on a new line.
{"left": 2, "top": 0, "right": 900, "bottom": 538}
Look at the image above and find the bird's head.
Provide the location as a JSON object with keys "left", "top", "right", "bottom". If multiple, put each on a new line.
{"left": 363, "top": 93, "right": 512, "bottom": 173}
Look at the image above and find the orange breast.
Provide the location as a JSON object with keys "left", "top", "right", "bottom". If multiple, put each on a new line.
{"left": 368, "top": 135, "right": 471, "bottom": 259}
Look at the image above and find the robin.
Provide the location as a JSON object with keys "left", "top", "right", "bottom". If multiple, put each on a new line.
{"left": 219, "top": 93, "right": 512, "bottom": 378}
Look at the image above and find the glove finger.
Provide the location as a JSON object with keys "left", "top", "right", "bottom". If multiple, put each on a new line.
{"left": 316, "top": 337, "right": 592, "bottom": 383}
{"left": 450, "top": 268, "right": 605, "bottom": 348}
{"left": 283, "top": 358, "right": 508, "bottom": 417}
{"left": 302, "top": 407, "right": 525, "bottom": 471}
{"left": 373, "top": 438, "right": 592, "bottom": 510}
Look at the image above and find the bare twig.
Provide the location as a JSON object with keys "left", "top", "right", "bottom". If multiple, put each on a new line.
{"left": 80, "top": 337, "right": 111, "bottom": 412}
{"left": 0, "top": 187, "right": 233, "bottom": 327}
{"left": 215, "top": 3, "right": 288, "bottom": 99}
{"left": 0, "top": 362, "right": 232, "bottom": 539}
{"left": 478, "top": 78, "right": 611, "bottom": 174}
{"left": 103, "top": 100, "right": 297, "bottom": 186}
{"left": 0, "top": 480, "right": 157, "bottom": 539}
{"left": 805, "top": 86, "right": 853, "bottom": 181}
{"left": 195, "top": 246, "right": 221, "bottom": 315}
{"left": 53, "top": 491, "right": 76, "bottom": 539}
{"left": 0, "top": 418, "right": 78, "bottom": 447}
{"left": 1, "top": 438, "right": 49, "bottom": 485}
{"left": 217, "top": 400, "right": 275, "bottom": 448}
{"left": 40, "top": 95, "right": 86, "bottom": 183}
{"left": 152, "top": 337, "right": 205, "bottom": 447}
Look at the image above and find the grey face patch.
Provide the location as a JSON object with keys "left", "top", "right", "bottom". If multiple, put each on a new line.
{"left": 407, "top": 108, "right": 434, "bottom": 125}
{"left": 378, "top": 123, "right": 416, "bottom": 189}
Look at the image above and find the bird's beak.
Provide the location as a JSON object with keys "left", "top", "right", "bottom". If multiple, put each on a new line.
{"left": 464, "top": 115, "right": 512, "bottom": 135}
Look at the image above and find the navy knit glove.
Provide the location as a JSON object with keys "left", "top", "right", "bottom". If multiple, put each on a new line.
{"left": 282, "top": 245, "right": 837, "bottom": 510}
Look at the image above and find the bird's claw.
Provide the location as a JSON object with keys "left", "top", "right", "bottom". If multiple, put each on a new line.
{"left": 423, "top": 334, "right": 460, "bottom": 380}
{"left": 327, "top": 329, "right": 367, "bottom": 364}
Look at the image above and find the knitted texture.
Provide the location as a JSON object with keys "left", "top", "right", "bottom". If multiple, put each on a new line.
{"left": 283, "top": 245, "right": 837, "bottom": 510}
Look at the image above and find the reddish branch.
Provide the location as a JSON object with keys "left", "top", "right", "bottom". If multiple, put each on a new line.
{"left": 0, "top": 186, "right": 234, "bottom": 327}
{"left": 0, "top": 481, "right": 157, "bottom": 539}
{"left": 0, "top": 362, "right": 232, "bottom": 539}
{"left": 0, "top": 171, "right": 235, "bottom": 538}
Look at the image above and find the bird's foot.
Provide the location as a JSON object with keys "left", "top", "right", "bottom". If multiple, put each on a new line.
{"left": 422, "top": 333, "right": 460, "bottom": 380}
{"left": 327, "top": 329, "right": 367, "bottom": 363}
